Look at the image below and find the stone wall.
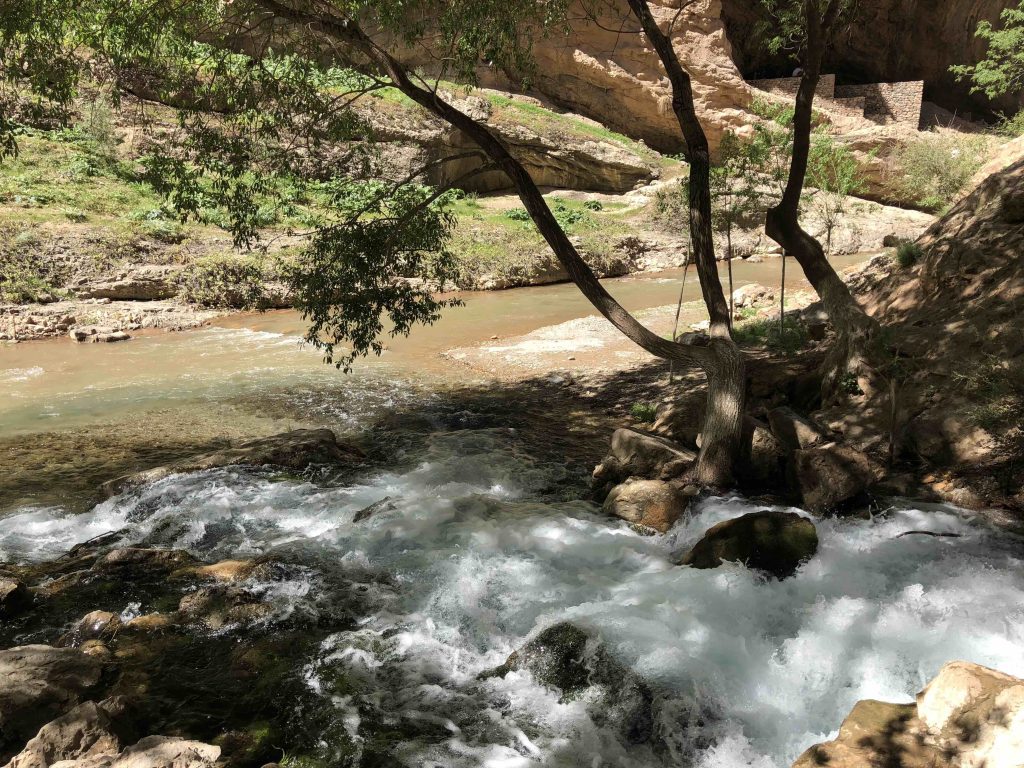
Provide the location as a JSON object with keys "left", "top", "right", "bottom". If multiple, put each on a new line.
{"left": 835, "top": 81, "right": 923, "bottom": 126}
{"left": 748, "top": 74, "right": 835, "bottom": 99}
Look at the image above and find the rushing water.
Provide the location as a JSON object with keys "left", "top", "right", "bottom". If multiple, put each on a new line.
{"left": 2, "top": 259, "right": 1024, "bottom": 767}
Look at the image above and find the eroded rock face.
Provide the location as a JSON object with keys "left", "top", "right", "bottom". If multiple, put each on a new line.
{"left": 74, "top": 266, "right": 182, "bottom": 302}
{"left": 482, "top": 622, "right": 655, "bottom": 746}
{"left": 679, "top": 510, "right": 818, "bottom": 579}
{"left": 0, "top": 646, "right": 102, "bottom": 757}
{"left": 102, "top": 429, "right": 365, "bottom": 497}
{"left": 603, "top": 479, "right": 694, "bottom": 533}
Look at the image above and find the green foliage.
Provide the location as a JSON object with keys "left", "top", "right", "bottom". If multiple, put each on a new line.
{"left": 0, "top": 251, "right": 64, "bottom": 303}
{"left": 630, "top": 402, "right": 657, "bottom": 423}
{"left": 951, "top": 2, "right": 1024, "bottom": 99}
{"left": 895, "top": 241, "right": 923, "bottom": 268}
{"left": 995, "top": 110, "right": 1024, "bottom": 137}
{"left": 177, "top": 253, "right": 266, "bottom": 309}
{"left": 893, "top": 133, "right": 989, "bottom": 212}
{"left": 505, "top": 207, "right": 531, "bottom": 222}
{"left": 752, "top": 0, "right": 858, "bottom": 56}
{"left": 711, "top": 131, "right": 761, "bottom": 254}
{"left": 732, "top": 314, "right": 809, "bottom": 354}
{"left": 652, "top": 179, "right": 690, "bottom": 234}
{"left": 583, "top": 199, "right": 603, "bottom": 211}
{"left": 807, "top": 131, "right": 863, "bottom": 255}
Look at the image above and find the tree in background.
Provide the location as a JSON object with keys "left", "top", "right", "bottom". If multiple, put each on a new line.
{"left": 951, "top": 1, "right": 1024, "bottom": 101}
{"left": 710, "top": 130, "right": 759, "bottom": 323}
{"left": 0, "top": 0, "right": 746, "bottom": 487}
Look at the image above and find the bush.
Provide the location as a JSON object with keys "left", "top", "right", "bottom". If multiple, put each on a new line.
{"left": 139, "top": 219, "right": 186, "bottom": 244}
{"left": 732, "top": 315, "right": 809, "bottom": 355}
{"left": 651, "top": 180, "right": 690, "bottom": 234}
{"left": 894, "top": 133, "right": 990, "bottom": 211}
{"left": 895, "top": 241, "right": 923, "bottom": 268}
{"left": 178, "top": 254, "right": 266, "bottom": 309}
{"left": 583, "top": 199, "right": 603, "bottom": 211}
{"left": 504, "top": 207, "right": 531, "bottom": 222}
{"left": 630, "top": 402, "right": 657, "bottom": 423}
{"left": 995, "top": 110, "right": 1024, "bottom": 138}
{"left": 0, "top": 253, "right": 64, "bottom": 303}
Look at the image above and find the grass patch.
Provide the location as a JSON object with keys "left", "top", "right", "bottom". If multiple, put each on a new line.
{"left": 630, "top": 402, "right": 658, "bottom": 423}
{"left": 732, "top": 315, "right": 809, "bottom": 355}
{"left": 895, "top": 240, "right": 923, "bottom": 268}
{"left": 893, "top": 132, "right": 992, "bottom": 212}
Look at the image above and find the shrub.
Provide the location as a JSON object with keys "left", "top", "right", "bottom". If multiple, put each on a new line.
{"left": 651, "top": 180, "right": 690, "bottom": 234}
{"left": 894, "top": 133, "right": 990, "bottom": 211}
{"left": 995, "top": 109, "right": 1024, "bottom": 138}
{"left": 504, "top": 207, "right": 531, "bottom": 222}
{"left": 630, "top": 402, "right": 658, "bottom": 423}
{"left": 0, "top": 253, "right": 64, "bottom": 303}
{"left": 178, "top": 254, "right": 266, "bottom": 308}
{"left": 138, "top": 219, "right": 186, "bottom": 244}
{"left": 732, "top": 315, "right": 809, "bottom": 355}
{"left": 583, "top": 199, "right": 603, "bottom": 211}
{"left": 895, "top": 241, "right": 923, "bottom": 268}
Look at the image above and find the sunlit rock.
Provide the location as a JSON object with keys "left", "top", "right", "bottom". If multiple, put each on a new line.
{"left": 603, "top": 479, "right": 694, "bottom": 533}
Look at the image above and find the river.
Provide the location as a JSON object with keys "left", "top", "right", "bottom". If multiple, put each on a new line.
{"left": 2, "top": 257, "right": 1023, "bottom": 767}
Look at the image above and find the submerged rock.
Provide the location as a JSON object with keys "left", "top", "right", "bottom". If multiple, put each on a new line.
{"left": 101, "top": 429, "right": 364, "bottom": 497}
{"left": 792, "top": 442, "right": 877, "bottom": 512}
{"left": 793, "top": 661, "right": 1024, "bottom": 768}
{"left": 603, "top": 479, "right": 694, "bottom": 533}
{"left": 679, "top": 510, "right": 818, "bottom": 579}
{"left": 0, "top": 646, "right": 103, "bottom": 757}
{"left": 482, "top": 622, "right": 655, "bottom": 745}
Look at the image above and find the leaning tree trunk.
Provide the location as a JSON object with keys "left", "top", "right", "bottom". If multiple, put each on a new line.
{"left": 267, "top": 2, "right": 746, "bottom": 487}
{"left": 763, "top": 0, "right": 882, "bottom": 399}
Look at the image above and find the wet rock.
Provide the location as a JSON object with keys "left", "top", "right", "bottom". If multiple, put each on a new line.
{"left": 174, "top": 560, "right": 257, "bottom": 583}
{"left": 482, "top": 622, "right": 654, "bottom": 745}
{"left": 102, "top": 429, "right": 364, "bottom": 497}
{"left": 603, "top": 479, "right": 694, "bottom": 533}
{"left": 0, "top": 577, "right": 30, "bottom": 619}
{"left": 49, "top": 736, "right": 220, "bottom": 768}
{"left": 592, "top": 428, "right": 696, "bottom": 490}
{"left": 121, "top": 614, "right": 175, "bottom": 633}
{"left": 94, "top": 548, "right": 197, "bottom": 574}
{"left": 93, "top": 332, "right": 130, "bottom": 344}
{"left": 793, "top": 442, "right": 877, "bottom": 512}
{"left": 767, "top": 406, "right": 831, "bottom": 451}
{"left": 177, "top": 586, "right": 272, "bottom": 630}
{"left": 59, "top": 611, "right": 122, "bottom": 647}
{"left": 3, "top": 700, "right": 127, "bottom": 768}
{"left": 915, "top": 660, "right": 1024, "bottom": 767}
{"left": 680, "top": 511, "right": 818, "bottom": 579}
{"left": 0, "top": 645, "right": 102, "bottom": 756}
{"left": 352, "top": 497, "right": 398, "bottom": 523}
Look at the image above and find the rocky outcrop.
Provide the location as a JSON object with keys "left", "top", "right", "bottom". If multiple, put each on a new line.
{"left": 767, "top": 407, "right": 833, "bottom": 451}
{"left": 73, "top": 266, "right": 182, "bottom": 302}
{"left": 0, "top": 578, "right": 30, "bottom": 619}
{"left": 482, "top": 622, "right": 655, "bottom": 746}
{"left": 603, "top": 479, "right": 695, "bottom": 533}
{"left": 48, "top": 736, "right": 220, "bottom": 768}
{"left": 792, "top": 443, "right": 877, "bottom": 512}
{"left": 3, "top": 700, "right": 126, "bottom": 768}
{"left": 0, "top": 646, "right": 102, "bottom": 757}
{"left": 101, "top": 429, "right": 364, "bottom": 497}
{"left": 793, "top": 661, "right": 1024, "bottom": 768}
{"left": 592, "top": 427, "right": 696, "bottom": 491}
{"left": 679, "top": 510, "right": 818, "bottom": 578}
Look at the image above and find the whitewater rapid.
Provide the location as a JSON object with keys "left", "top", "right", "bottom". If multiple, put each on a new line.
{"left": 3, "top": 423, "right": 1023, "bottom": 768}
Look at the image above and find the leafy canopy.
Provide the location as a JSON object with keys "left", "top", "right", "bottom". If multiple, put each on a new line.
{"left": 0, "top": 0, "right": 569, "bottom": 370}
{"left": 951, "top": 1, "right": 1024, "bottom": 99}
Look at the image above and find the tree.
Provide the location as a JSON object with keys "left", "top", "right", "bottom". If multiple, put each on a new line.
{"left": 951, "top": 1, "right": 1024, "bottom": 100}
{"left": 807, "top": 130, "right": 862, "bottom": 258}
{"left": 0, "top": 0, "right": 746, "bottom": 486}
{"left": 756, "top": 0, "right": 883, "bottom": 398}
{"left": 710, "top": 131, "right": 758, "bottom": 323}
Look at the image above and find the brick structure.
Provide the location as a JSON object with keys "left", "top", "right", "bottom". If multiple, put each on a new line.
{"left": 747, "top": 75, "right": 923, "bottom": 128}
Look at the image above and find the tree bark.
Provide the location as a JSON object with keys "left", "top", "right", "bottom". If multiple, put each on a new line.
{"left": 625, "top": 0, "right": 746, "bottom": 486}
{"left": 763, "top": 0, "right": 881, "bottom": 397}
{"left": 256, "top": 0, "right": 745, "bottom": 486}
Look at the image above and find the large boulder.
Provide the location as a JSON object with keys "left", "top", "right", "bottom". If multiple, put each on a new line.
{"left": 102, "top": 429, "right": 364, "bottom": 497}
{"left": 792, "top": 442, "right": 877, "bottom": 512}
{"left": 0, "top": 646, "right": 103, "bottom": 757}
{"left": 915, "top": 660, "right": 1024, "bottom": 768}
{"left": 767, "top": 406, "right": 832, "bottom": 451}
{"left": 592, "top": 427, "right": 696, "bottom": 490}
{"left": 792, "top": 661, "right": 1024, "bottom": 768}
{"left": 74, "top": 266, "right": 182, "bottom": 302}
{"left": 3, "top": 700, "right": 128, "bottom": 768}
{"left": 679, "top": 510, "right": 818, "bottom": 579}
{"left": 602, "top": 479, "right": 694, "bottom": 533}
{"left": 481, "top": 622, "right": 654, "bottom": 746}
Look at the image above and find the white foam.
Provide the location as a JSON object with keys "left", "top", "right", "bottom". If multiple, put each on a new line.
{"left": 3, "top": 427, "right": 1022, "bottom": 767}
